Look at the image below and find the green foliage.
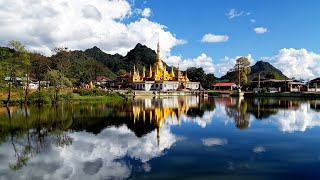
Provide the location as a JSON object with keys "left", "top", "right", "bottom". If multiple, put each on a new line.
{"left": 28, "top": 91, "right": 53, "bottom": 104}
{"left": 73, "top": 88, "right": 112, "bottom": 96}
{"left": 47, "top": 70, "right": 72, "bottom": 87}
{"left": 117, "top": 69, "right": 127, "bottom": 76}
{"left": 186, "top": 67, "right": 206, "bottom": 83}
{"left": 266, "top": 72, "right": 280, "bottom": 80}
{"left": 203, "top": 73, "right": 216, "bottom": 89}
{"left": 30, "top": 53, "right": 49, "bottom": 82}
{"left": 261, "top": 88, "right": 268, "bottom": 93}
{"left": 249, "top": 61, "right": 287, "bottom": 80}
{"left": 220, "top": 60, "right": 287, "bottom": 82}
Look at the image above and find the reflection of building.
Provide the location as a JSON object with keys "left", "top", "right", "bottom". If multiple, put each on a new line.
{"left": 132, "top": 96, "right": 200, "bottom": 145}
{"left": 131, "top": 40, "right": 200, "bottom": 91}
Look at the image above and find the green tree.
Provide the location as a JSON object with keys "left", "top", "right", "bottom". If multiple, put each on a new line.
{"left": 47, "top": 70, "right": 71, "bottom": 103}
{"left": 0, "top": 47, "right": 13, "bottom": 89}
{"left": 51, "top": 47, "right": 71, "bottom": 75}
{"left": 265, "top": 72, "right": 280, "bottom": 80}
{"left": 203, "top": 73, "right": 216, "bottom": 89}
{"left": 230, "top": 57, "right": 251, "bottom": 88}
{"left": 30, "top": 53, "right": 49, "bottom": 104}
{"left": 117, "top": 69, "right": 127, "bottom": 76}
{"left": 186, "top": 67, "right": 206, "bottom": 83}
{"left": 5, "top": 41, "right": 29, "bottom": 106}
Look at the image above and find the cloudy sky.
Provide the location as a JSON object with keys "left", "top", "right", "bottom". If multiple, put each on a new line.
{"left": 0, "top": 0, "right": 320, "bottom": 78}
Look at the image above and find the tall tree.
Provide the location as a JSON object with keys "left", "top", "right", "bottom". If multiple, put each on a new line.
{"left": 5, "top": 41, "right": 29, "bottom": 106}
{"left": 46, "top": 70, "right": 72, "bottom": 104}
{"left": 229, "top": 57, "right": 251, "bottom": 88}
{"left": 203, "top": 73, "right": 216, "bottom": 89}
{"left": 186, "top": 67, "right": 206, "bottom": 83}
{"left": 30, "top": 53, "right": 49, "bottom": 104}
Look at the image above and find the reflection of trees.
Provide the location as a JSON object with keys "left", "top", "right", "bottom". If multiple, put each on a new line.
{"left": 1, "top": 105, "right": 74, "bottom": 170}
{"left": 186, "top": 98, "right": 215, "bottom": 118}
{"left": 246, "top": 98, "right": 301, "bottom": 119}
{"left": 225, "top": 98, "right": 250, "bottom": 130}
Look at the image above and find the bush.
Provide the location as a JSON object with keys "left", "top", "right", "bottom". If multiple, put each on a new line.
{"left": 28, "top": 91, "right": 52, "bottom": 104}
{"left": 73, "top": 88, "right": 112, "bottom": 96}
{"left": 261, "top": 88, "right": 268, "bottom": 93}
{"left": 60, "top": 92, "right": 74, "bottom": 103}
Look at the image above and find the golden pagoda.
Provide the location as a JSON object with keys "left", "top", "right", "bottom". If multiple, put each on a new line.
{"left": 130, "top": 40, "right": 199, "bottom": 91}
{"left": 131, "top": 40, "right": 188, "bottom": 82}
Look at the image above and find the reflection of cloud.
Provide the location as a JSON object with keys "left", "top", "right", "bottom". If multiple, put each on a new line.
{"left": 253, "top": 146, "right": 266, "bottom": 153}
{"left": 202, "top": 138, "right": 228, "bottom": 147}
{"left": 0, "top": 125, "right": 178, "bottom": 179}
{"left": 271, "top": 104, "right": 320, "bottom": 132}
{"left": 182, "top": 111, "right": 215, "bottom": 128}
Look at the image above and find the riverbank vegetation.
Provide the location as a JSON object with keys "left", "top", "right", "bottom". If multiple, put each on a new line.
{"left": 0, "top": 88, "right": 126, "bottom": 106}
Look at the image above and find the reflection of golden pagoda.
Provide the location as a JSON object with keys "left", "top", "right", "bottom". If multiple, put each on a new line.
{"left": 132, "top": 96, "right": 199, "bottom": 146}
{"left": 131, "top": 40, "right": 199, "bottom": 91}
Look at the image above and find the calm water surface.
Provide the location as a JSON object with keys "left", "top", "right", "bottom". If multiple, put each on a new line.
{"left": 1, "top": 96, "right": 320, "bottom": 179}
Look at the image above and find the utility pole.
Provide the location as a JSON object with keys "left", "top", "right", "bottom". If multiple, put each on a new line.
{"left": 238, "top": 62, "right": 241, "bottom": 89}
{"left": 258, "top": 73, "right": 260, "bottom": 88}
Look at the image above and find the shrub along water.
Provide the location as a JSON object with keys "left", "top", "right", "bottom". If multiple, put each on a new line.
{"left": 1, "top": 88, "right": 125, "bottom": 106}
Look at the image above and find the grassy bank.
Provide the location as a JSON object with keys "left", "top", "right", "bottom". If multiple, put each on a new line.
{"left": 0, "top": 88, "right": 126, "bottom": 106}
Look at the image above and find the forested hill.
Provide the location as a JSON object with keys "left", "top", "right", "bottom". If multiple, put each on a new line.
{"left": 220, "top": 60, "right": 287, "bottom": 81}
{"left": 0, "top": 43, "right": 172, "bottom": 82}
{"left": 84, "top": 43, "right": 170, "bottom": 73}
{"left": 249, "top": 61, "right": 287, "bottom": 80}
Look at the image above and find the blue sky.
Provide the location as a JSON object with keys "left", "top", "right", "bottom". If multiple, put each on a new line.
{"left": 144, "top": 0, "right": 320, "bottom": 58}
{"left": 0, "top": 0, "right": 320, "bottom": 78}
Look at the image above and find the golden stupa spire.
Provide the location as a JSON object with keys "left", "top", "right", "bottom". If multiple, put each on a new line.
{"left": 171, "top": 66, "right": 175, "bottom": 77}
{"left": 156, "top": 38, "right": 161, "bottom": 63}
{"left": 149, "top": 65, "right": 152, "bottom": 78}
{"left": 142, "top": 66, "right": 146, "bottom": 78}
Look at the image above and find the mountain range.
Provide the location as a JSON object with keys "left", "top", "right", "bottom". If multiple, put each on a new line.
{"left": 1, "top": 43, "right": 287, "bottom": 83}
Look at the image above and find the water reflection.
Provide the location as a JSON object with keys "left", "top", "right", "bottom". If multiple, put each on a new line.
{"left": 1, "top": 97, "right": 320, "bottom": 179}
{"left": 215, "top": 97, "right": 320, "bottom": 132}
{"left": 0, "top": 96, "right": 214, "bottom": 179}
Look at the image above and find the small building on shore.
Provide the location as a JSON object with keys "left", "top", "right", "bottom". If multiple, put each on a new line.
{"left": 212, "top": 82, "right": 237, "bottom": 90}
{"left": 130, "top": 40, "right": 200, "bottom": 91}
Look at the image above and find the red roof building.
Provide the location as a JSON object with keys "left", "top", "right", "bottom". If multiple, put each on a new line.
{"left": 212, "top": 82, "right": 237, "bottom": 90}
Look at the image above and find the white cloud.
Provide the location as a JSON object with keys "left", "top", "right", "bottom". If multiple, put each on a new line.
{"left": 202, "top": 138, "right": 228, "bottom": 147}
{"left": 226, "top": 9, "right": 245, "bottom": 19}
{"left": 267, "top": 48, "right": 320, "bottom": 79}
{"left": 165, "top": 53, "right": 215, "bottom": 73}
{"left": 271, "top": 103, "right": 320, "bottom": 132}
{"left": 254, "top": 27, "right": 268, "bottom": 34}
{"left": 250, "top": 19, "right": 256, "bottom": 23}
{"left": 214, "top": 54, "right": 255, "bottom": 77}
{"left": 201, "top": 33, "right": 229, "bottom": 43}
{"left": 0, "top": 0, "right": 184, "bottom": 56}
{"left": 141, "top": 8, "right": 151, "bottom": 17}
{"left": 253, "top": 146, "right": 266, "bottom": 153}
{"left": 182, "top": 111, "right": 215, "bottom": 128}
{"left": 0, "top": 125, "right": 178, "bottom": 179}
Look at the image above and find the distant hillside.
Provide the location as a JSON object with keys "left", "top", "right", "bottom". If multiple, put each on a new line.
{"left": 249, "top": 61, "right": 287, "bottom": 80}
{"left": 84, "top": 43, "right": 170, "bottom": 73}
{"left": 220, "top": 60, "right": 287, "bottom": 82}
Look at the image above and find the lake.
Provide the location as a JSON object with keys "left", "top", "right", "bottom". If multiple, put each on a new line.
{"left": 1, "top": 96, "right": 320, "bottom": 179}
